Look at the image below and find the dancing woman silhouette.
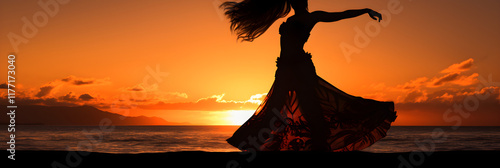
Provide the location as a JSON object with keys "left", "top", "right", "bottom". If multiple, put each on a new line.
{"left": 223, "top": 0, "right": 397, "bottom": 151}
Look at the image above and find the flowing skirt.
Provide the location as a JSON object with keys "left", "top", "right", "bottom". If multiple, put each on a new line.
{"left": 227, "top": 52, "right": 397, "bottom": 151}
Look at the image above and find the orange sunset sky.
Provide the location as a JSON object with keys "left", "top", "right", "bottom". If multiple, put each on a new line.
{"left": 1, "top": 0, "right": 499, "bottom": 125}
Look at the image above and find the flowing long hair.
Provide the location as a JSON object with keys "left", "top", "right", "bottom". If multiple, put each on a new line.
{"left": 221, "top": 0, "right": 291, "bottom": 42}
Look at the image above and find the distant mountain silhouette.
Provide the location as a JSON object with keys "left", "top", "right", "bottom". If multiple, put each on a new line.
{"left": 4, "top": 105, "right": 188, "bottom": 126}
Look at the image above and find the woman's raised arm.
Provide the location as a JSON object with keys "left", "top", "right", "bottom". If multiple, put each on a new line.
{"left": 311, "top": 8, "right": 382, "bottom": 23}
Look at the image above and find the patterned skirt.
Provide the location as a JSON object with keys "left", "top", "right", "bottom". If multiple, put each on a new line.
{"left": 227, "top": 52, "right": 397, "bottom": 151}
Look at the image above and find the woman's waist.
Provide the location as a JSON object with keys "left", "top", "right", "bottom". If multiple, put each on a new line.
{"left": 276, "top": 51, "right": 313, "bottom": 67}
{"left": 280, "top": 43, "right": 306, "bottom": 53}
{"left": 278, "top": 51, "right": 312, "bottom": 60}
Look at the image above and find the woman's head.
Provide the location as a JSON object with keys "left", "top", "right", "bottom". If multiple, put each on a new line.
{"left": 290, "top": 0, "right": 308, "bottom": 12}
{"left": 221, "top": 0, "right": 292, "bottom": 42}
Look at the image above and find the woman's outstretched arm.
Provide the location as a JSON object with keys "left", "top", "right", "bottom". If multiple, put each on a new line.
{"left": 311, "top": 8, "right": 382, "bottom": 23}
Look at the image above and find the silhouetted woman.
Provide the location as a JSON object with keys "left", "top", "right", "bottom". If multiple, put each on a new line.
{"left": 223, "top": 0, "right": 397, "bottom": 151}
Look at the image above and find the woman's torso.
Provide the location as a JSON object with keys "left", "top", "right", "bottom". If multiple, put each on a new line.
{"left": 279, "top": 14, "right": 316, "bottom": 57}
{"left": 276, "top": 14, "right": 318, "bottom": 81}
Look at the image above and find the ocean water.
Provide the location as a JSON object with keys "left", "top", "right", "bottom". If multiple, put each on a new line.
{"left": 2, "top": 126, "right": 500, "bottom": 153}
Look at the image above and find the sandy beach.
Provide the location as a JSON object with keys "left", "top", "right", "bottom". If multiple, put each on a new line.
{"left": 5, "top": 150, "right": 500, "bottom": 167}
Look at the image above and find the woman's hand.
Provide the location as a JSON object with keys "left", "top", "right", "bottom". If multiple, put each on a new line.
{"left": 368, "top": 9, "right": 382, "bottom": 22}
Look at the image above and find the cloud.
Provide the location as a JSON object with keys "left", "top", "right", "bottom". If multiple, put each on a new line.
{"left": 0, "top": 83, "right": 7, "bottom": 89}
{"left": 61, "top": 75, "right": 109, "bottom": 86}
{"left": 395, "top": 77, "right": 428, "bottom": 90}
{"left": 246, "top": 93, "right": 267, "bottom": 104}
{"left": 397, "top": 85, "right": 500, "bottom": 105}
{"left": 59, "top": 92, "right": 78, "bottom": 102}
{"left": 440, "top": 58, "right": 474, "bottom": 74}
{"left": 425, "top": 58, "right": 478, "bottom": 87}
{"left": 73, "top": 80, "right": 94, "bottom": 85}
{"left": 385, "top": 58, "right": 479, "bottom": 94}
{"left": 34, "top": 76, "right": 93, "bottom": 98}
{"left": 457, "top": 86, "right": 500, "bottom": 98}
{"left": 79, "top": 94, "right": 95, "bottom": 101}
{"left": 430, "top": 73, "right": 461, "bottom": 86}
{"left": 126, "top": 90, "right": 188, "bottom": 103}
{"left": 452, "top": 73, "right": 479, "bottom": 86}
{"left": 138, "top": 93, "right": 265, "bottom": 111}
{"left": 35, "top": 85, "right": 56, "bottom": 97}
{"left": 127, "top": 86, "right": 144, "bottom": 92}
{"left": 429, "top": 73, "right": 478, "bottom": 87}
{"left": 131, "top": 91, "right": 188, "bottom": 102}
{"left": 435, "top": 93, "right": 454, "bottom": 102}
{"left": 366, "top": 58, "right": 485, "bottom": 104}
{"left": 123, "top": 83, "right": 189, "bottom": 102}
{"left": 165, "top": 92, "right": 188, "bottom": 99}
{"left": 403, "top": 90, "right": 428, "bottom": 103}
{"left": 0, "top": 86, "right": 100, "bottom": 106}
{"left": 27, "top": 75, "right": 111, "bottom": 99}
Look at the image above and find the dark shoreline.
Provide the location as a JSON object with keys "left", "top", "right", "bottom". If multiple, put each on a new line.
{"left": 5, "top": 150, "right": 500, "bottom": 167}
